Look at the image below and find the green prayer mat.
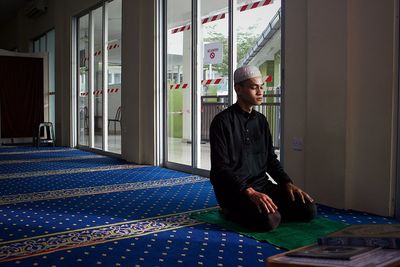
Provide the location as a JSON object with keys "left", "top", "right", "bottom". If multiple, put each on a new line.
{"left": 190, "top": 208, "right": 348, "bottom": 250}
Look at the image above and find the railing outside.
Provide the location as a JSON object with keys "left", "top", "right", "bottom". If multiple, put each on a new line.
{"left": 201, "top": 89, "right": 281, "bottom": 149}
{"left": 200, "top": 95, "right": 229, "bottom": 143}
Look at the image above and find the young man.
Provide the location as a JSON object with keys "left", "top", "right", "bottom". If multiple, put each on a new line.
{"left": 209, "top": 65, "right": 316, "bottom": 231}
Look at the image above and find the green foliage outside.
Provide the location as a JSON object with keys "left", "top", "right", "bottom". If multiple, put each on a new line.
{"left": 168, "top": 25, "right": 281, "bottom": 139}
{"left": 203, "top": 25, "right": 259, "bottom": 76}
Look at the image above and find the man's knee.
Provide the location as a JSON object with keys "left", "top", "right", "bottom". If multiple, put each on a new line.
{"left": 248, "top": 211, "right": 281, "bottom": 231}
{"left": 280, "top": 200, "right": 317, "bottom": 222}
{"left": 299, "top": 202, "right": 317, "bottom": 222}
{"left": 261, "top": 211, "right": 282, "bottom": 230}
{"left": 222, "top": 208, "right": 282, "bottom": 231}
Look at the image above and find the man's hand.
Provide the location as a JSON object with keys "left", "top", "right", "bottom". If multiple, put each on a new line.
{"left": 286, "top": 183, "right": 314, "bottom": 203}
{"left": 244, "top": 187, "right": 278, "bottom": 214}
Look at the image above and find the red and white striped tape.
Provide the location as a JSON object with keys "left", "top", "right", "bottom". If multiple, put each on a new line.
{"left": 240, "top": 0, "right": 273, "bottom": 12}
{"left": 80, "top": 88, "right": 120, "bottom": 97}
{"left": 94, "top": 90, "right": 102, "bottom": 96}
{"left": 172, "top": 13, "right": 226, "bottom": 33}
{"left": 169, "top": 78, "right": 224, "bottom": 89}
{"left": 202, "top": 13, "right": 226, "bottom": 24}
{"left": 170, "top": 83, "right": 189, "bottom": 90}
{"left": 171, "top": 0, "right": 273, "bottom": 34}
{"left": 80, "top": 43, "right": 121, "bottom": 65}
{"left": 108, "top": 88, "right": 119, "bottom": 93}
{"left": 171, "top": 25, "right": 191, "bottom": 34}
{"left": 201, "top": 78, "right": 223, "bottom": 86}
{"left": 169, "top": 76, "right": 272, "bottom": 90}
{"left": 107, "top": 44, "right": 119, "bottom": 50}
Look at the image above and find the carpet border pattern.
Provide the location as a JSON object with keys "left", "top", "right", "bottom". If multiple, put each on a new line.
{"left": 0, "top": 208, "right": 216, "bottom": 262}
{"left": 0, "top": 164, "right": 145, "bottom": 180}
{"left": 0, "top": 155, "right": 106, "bottom": 165}
{"left": 0, "top": 176, "right": 208, "bottom": 205}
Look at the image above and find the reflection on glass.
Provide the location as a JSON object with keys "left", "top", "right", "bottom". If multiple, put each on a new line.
{"left": 40, "top": 36, "right": 46, "bottom": 51}
{"left": 33, "top": 30, "right": 56, "bottom": 132}
{"left": 107, "top": 0, "right": 122, "bottom": 154}
{"left": 236, "top": 0, "right": 282, "bottom": 153}
{"left": 166, "top": 0, "right": 192, "bottom": 165}
{"left": 165, "top": 0, "right": 281, "bottom": 168}
{"left": 78, "top": 15, "right": 89, "bottom": 146}
{"left": 93, "top": 7, "right": 103, "bottom": 149}
{"left": 34, "top": 40, "right": 39, "bottom": 52}
{"left": 47, "top": 30, "right": 56, "bottom": 128}
{"left": 198, "top": 0, "right": 229, "bottom": 170}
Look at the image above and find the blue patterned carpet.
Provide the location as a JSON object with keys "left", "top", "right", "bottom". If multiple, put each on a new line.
{"left": 0, "top": 146, "right": 398, "bottom": 266}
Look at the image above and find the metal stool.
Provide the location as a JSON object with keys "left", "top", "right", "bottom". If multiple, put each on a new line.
{"left": 34, "top": 122, "right": 55, "bottom": 147}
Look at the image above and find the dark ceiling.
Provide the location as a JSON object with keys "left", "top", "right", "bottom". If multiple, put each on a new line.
{"left": 0, "top": 0, "right": 30, "bottom": 25}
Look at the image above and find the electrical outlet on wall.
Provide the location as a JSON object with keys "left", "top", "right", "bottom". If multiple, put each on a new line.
{"left": 292, "top": 137, "right": 304, "bottom": 151}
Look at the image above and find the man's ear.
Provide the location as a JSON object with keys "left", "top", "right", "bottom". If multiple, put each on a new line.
{"left": 234, "top": 84, "right": 241, "bottom": 96}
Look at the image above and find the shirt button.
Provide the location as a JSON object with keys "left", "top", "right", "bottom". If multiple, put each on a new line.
{"left": 245, "top": 129, "right": 249, "bottom": 132}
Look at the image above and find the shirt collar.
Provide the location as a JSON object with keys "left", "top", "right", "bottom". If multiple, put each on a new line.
{"left": 233, "top": 102, "right": 256, "bottom": 119}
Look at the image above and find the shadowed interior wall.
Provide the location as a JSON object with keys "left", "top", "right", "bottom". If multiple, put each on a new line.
{"left": 284, "top": 0, "right": 398, "bottom": 216}
{"left": 0, "top": 56, "right": 43, "bottom": 138}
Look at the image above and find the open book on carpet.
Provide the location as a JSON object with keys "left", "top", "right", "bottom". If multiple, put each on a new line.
{"left": 318, "top": 224, "right": 400, "bottom": 248}
{"left": 286, "top": 244, "right": 380, "bottom": 260}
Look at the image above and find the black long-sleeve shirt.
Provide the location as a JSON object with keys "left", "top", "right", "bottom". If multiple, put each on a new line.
{"left": 209, "top": 103, "right": 292, "bottom": 205}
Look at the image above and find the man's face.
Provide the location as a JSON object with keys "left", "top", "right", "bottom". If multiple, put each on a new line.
{"left": 235, "top": 77, "right": 264, "bottom": 106}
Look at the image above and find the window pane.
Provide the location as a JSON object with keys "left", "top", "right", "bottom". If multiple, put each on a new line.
{"left": 199, "top": 0, "right": 229, "bottom": 170}
{"left": 78, "top": 15, "right": 89, "bottom": 146}
{"left": 107, "top": 0, "right": 121, "bottom": 154}
{"left": 40, "top": 35, "right": 46, "bottom": 52}
{"left": 166, "top": 0, "right": 192, "bottom": 166}
{"left": 34, "top": 40, "right": 40, "bottom": 52}
{"left": 92, "top": 7, "right": 103, "bottom": 149}
{"left": 236, "top": 0, "right": 282, "bottom": 154}
{"left": 47, "top": 30, "right": 56, "bottom": 127}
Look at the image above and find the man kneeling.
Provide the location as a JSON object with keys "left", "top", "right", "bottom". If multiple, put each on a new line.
{"left": 209, "top": 65, "right": 316, "bottom": 231}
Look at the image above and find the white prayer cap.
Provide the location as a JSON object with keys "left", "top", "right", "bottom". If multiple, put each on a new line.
{"left": 234, "top": 65, "right": 262, "bottom": 84}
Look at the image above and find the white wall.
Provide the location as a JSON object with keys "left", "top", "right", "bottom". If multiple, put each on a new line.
{"left": 283, "top": 0, "right": 307, "bottom": 190}
{"left": 121, "top": 1, "right": 157, "bottom": 164}
{"left": 307, "top": 0, "right": 348, "bottom": 209}
{"left": 345, "top": 0, "right": 398, "bottom": 216}
{"left": 284, "top": 0, "right": 398, "bottom": 216}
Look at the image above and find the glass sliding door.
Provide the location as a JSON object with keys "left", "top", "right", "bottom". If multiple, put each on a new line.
{"left": 47, "top": 30, "right": 56, "bottom": 128}
{"left": 164, "top": 0, "right": 231, "bottom": 171}
{"left": 76, "top": 0, "right": 122, "bottom": 154}
{"left": 32, "top": 29, "right": 56, "bottom": 134}
{"left": 236, "top": 0, "right": 282, "bottom": 155}
{"left": 166, "top": 0, "right": 192, "bottom": 166}
{"left": 107, "top": 0, "right": 122, "bottom": 154}
{"left": 92, "top": 6, "right": 104, "bottom": 149}
{"left": 164, "top": 0, "right": 282, "bottom": 172}
{"left": 78, "top": 15, "right": 90, "bottom": 146}
{"left": 199, "top": 0, "right": 229, "bottom": 170}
